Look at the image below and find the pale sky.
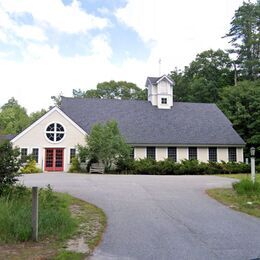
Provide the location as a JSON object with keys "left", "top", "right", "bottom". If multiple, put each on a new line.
{"left": 0, "top": 0, "right": 245, "bottom": 113}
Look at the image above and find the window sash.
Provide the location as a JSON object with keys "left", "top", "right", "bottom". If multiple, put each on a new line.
{"left": 21, "top": 148, "right": 28, "bottom": 163}
{"left": 228, "top": 148, "right": 237, "bottom": 162}
{"left": 32, "top": 148, "right": 39, "bottom": 163}
{"left": 188, "top": 147, "right": 197, "bottom": 160}
{"left": 130, "top": 147, "right": 134, "bottom": 159}
{"left": 161, "top": 98, "right": 167, "bottom": 104}
{"left": 147, "top": 147, "right": 156, "bottom": 160}
{"left": 168, "top": 147, "right": 177, "bottom": 162}
{"left": 70, "top": 148, "right": 76, "bottom": 164}
{"left": 208, "top": 147, "right": 217, "bottom": 162}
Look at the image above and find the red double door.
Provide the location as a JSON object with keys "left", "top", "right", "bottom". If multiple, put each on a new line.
{"left": 45, "top": 148, "right": 64, "bottom": 172}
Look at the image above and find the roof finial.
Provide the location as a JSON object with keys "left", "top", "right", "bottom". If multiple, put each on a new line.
{"left": 158, "top": 58, "right": 161, "bottom": 76}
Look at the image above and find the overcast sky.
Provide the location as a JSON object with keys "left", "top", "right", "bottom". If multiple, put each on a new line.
{"left": 0, "top": 0, "right": 245, "bottom": 113}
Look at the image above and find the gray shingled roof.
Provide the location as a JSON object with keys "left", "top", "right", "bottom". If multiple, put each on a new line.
{"left": 147, "top": 77, "right": 161, "bottom": 85}
{"left": 60, "top": 97, "right": 245, "bottom": 146}
{"left": 0, "top": 134, "right": 16, "bottom": 142}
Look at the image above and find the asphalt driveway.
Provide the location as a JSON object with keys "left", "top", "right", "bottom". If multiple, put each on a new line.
{"left": 20, "top": 174, "right": 260, "bottom": 260}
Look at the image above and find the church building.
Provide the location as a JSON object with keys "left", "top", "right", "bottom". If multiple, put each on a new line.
{"left": 11, "top": 75, "right": 245, "bottom": 172}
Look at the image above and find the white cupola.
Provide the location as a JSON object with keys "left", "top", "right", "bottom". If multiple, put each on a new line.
{"left": 145, "top": 75, "right": 174, "bottom": 109}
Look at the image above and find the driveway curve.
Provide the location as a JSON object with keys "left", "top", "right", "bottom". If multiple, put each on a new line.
{"left": 20, "top": 174, "right": 260, "bottom": 260}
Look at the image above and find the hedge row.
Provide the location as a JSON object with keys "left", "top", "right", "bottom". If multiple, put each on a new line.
{"left": 115, "top": 158, "right": 251, "bottom": 175}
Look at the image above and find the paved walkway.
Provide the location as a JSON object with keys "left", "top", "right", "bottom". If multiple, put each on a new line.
{"left": 20, "top": 174, "right": 260, "bottom": 260}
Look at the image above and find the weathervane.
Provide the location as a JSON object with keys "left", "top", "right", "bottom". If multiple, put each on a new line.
{"left": 158, "top": 58, "right": 161, "bottom": 76}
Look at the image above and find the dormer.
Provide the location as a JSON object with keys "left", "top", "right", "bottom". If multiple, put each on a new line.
{"left": 145, "top": 75, "right": 174, "bottom": 109}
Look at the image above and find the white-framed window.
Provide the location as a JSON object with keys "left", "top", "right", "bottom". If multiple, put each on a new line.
{"left": 45, "top": 122, "right": 65, "bottom": 143}
{"left": 147, "top": 147, "right": 156, "bottom": 160}
{"left": 70, "top": 148, "right": 76, "bottom": 164}
{"left": 21, "top": 148, "right": 28, "bottom": 163}
{"left": 32, "top": 148, "right": 39, "bottom": 163}
{"left": 228, "top": 147, "right": 237, "bottom": 162}
{"left": 208, "top": 147, "right": 217, "bottom": 162}
{"left": 161, "top": 98, "right": 167, "bottom": 104}
{"left": 168, "top": 147, "right": 177, "bottom": 162}
{"left": 130, "top": 147, "right": 135, "bottom": 159}
{"left": 188, "top": 147, "right": 197, "bottom": 160}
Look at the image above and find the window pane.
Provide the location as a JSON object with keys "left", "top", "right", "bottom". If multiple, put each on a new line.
{"left": 46, "top": 123, "right": 55, "bottom": 131}
{"left": 130, "top": 147, "right": 134, "bottom": 159}
{"left": 209, "top": 147, "right": 217, "bottom": 162}
{"left": 168, "top": 147, "right": 177, "bottom": 162}
{"left": 32, "top": 148, "right": 39, "bottom": 163}
{"left": 161, "top": 98, "right": 167, "bottom": 104}
{"left": 70, "top": 148, "right": 76, "bottom": 163}
{"left": 46, "top": 133, "right": 54, "bottom": 141}
{"left": 147, "top": 147, "right": 156, "bottom": 160}
{"left": 56, "top": 123, "right": 64, "bottom": 132}
{"left": 56, "top": 133, "right": 64, "bottom": 141}
{"left": 188, "top": 147, "right": 197, "bottom": 160}
{"left": 21, "top": 148, "right": 28, "bottom": 163}
{"left": 228, "top": 148, "right": 237, "bottom": 162}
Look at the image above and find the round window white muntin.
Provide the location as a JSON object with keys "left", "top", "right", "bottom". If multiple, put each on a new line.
{"left": 45, "top": 122, "right": 66, "bottom": 143}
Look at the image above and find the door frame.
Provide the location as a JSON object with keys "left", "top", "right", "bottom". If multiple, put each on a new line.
{"left": 44, "top": 148, "right": 64, "bottom": 172}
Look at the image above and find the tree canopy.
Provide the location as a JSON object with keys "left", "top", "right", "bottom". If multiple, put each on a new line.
{"left": 73, "top": 80, "right": 147, "bottom": 100}
{"left": 219, "top": 80, "right": 260, "bottom": 151}
{"left": 225, "top": 1, "right": 260, "bottom": 80}
{"left": 170, "top": 49, "right": 234, "bottom": 103}
{"left": 0, "top": 98, "right": 46, "bottom": 135}
{"left": 78, "top": 120, "right": 131, "bottom": 171}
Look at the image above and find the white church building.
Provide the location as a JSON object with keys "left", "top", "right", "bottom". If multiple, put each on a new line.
{"left": 11, "top": 75, "right": 245, "bottom": 172}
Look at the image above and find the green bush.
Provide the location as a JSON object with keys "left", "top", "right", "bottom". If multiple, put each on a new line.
{"left": 114, "top": 158, "right": 251, "bottom": 175}
{"left": 233, "top": 179, "right": 260, "bottom": 196}
{"left": 68, "top": 157, "right": 81, "bottom": 173}
{"left": 220, "top": 161, "right": 250, "bottom": 174}
{"left": 20, "top": 159, "right": 42, "bottom": 174}
{"left": 0, "top": 141, "right": 21, "bottom": 194}
{"left": 0, "top": 185, "right": 77, "bottom": 242}
{"left": 156, "top": 159, "right": 180, "bottom": 175}
{"left": 132, "top": 159, "right": 159, "bottom": 175}
{"left": 256, "top": 165, "right": 260, "bottom": 173}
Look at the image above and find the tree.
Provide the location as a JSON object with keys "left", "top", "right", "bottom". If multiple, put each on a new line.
{"left": 78, "top": 121, "right": 131, "bottom": 171}
{"left": 29, "top": 109, "right": 47, "bottom": 125}
{"left": 0, "top": 141, "right": 21, "bottom": 193}
{"left": 51, "top": 92, "right": 63, "bottom": 108}
{"left": 0, "top": 98, "right": 30, "bottom": 134}
{"left": 218, "top": 80, "right": 260, "bottom": 152}
{"left": 73, "top": 80, "right": 147, "bottom": 100}
{"left": 170, "top": 49, "right": 233, "bottom": 103}
{"left": 225, "top": 1, "right": 260, "bottom": 80}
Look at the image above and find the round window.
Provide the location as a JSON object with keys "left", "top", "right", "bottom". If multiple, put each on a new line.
{"left": 45, "top": 123, "right": 65, "bottom": 142}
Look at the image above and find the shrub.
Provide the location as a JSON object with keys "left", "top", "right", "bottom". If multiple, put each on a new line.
{"left": 176, "top": 160, "right": 205, "bottom": 175}
{"left": 68, "top": 157, "right": 81, "bottom": 173}
{"left": 132, "top": 159, "right": 159, "bottom": 175}
{"left": 114, "top": 158, "right": 251, "bottom": 175}
{"left": 256, "top": 165, "right": 260, "bottom": 173}
{"left": 20, "top": 158, "right": 42, "bottom": 174}
{"left": 156, "top": 159, "right": 180, "bottom": 175}
{"left": 233, "top": 179, "right": 260, "bottom": 196}
{"left": 115, "top": 157, "right": 134, "bottom": 174}
{"left": 220, "top": 161, "right": 250, "bottom": 174}
{"left": 0, "top": 141, "right": 21, "bottom": 194}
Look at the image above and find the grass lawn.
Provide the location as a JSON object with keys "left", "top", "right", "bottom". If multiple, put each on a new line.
{"left": 0, "top": 185, "right": 106, "bottom": 259}
{"left": 207, "top": 173, "right": 260, "bottom": 218}
{"left": 217, "top": 173, "right": 260, "bottom": 182}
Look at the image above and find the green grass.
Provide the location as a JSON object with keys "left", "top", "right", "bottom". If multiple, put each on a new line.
{"left": 208, "top": 175, "right": 260, "bottom": 218}
{"left": 207, "top": 188, "right": 260, "bottom": 218}
{"left": 0, "top": 185, "right": 76, "bottom": 243}
{"left": 217, "top": 173, "right": 260, "bottom": 182}
{"left": 0, "top": 185, "right": 107, "bottom": 259}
